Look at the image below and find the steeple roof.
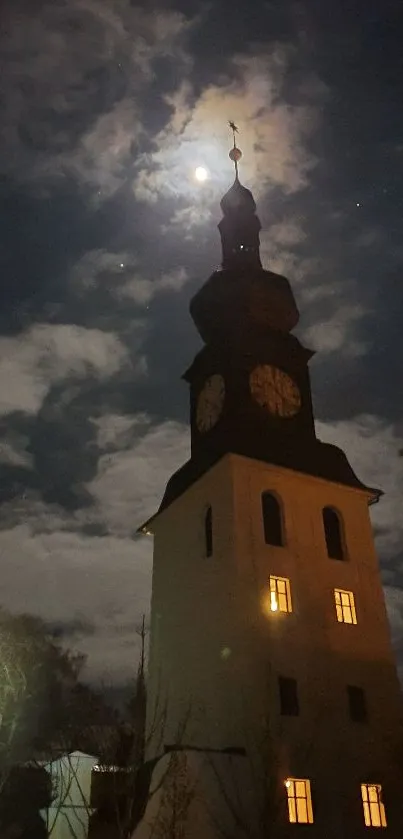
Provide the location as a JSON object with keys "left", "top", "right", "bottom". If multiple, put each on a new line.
{"left": 220, "top": 176, "right": 257, "bottom": 216}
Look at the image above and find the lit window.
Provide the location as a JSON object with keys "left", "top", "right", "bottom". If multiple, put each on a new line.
{"left": 361, "top": 784, "right": 387, "bottom": 828}
{"left": 334, "top": 589, "right": 357, "bottom": 624}
{"left": 286, "top": 778, "right": 314, "bottom": 824}
{"left": 323, "top": 506, "right": 345, "bottom": 560}
{"left": 269, "top": 576, "right": 292, "bottom": 613}
{"left": 204, "top": 506, "right": 212, "bottom": 557}
{"left": 261, "top": 492, "right": 283, "bottom": 546}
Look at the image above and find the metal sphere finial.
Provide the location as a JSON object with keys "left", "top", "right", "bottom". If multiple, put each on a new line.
{"left": 229, "top": 146, "right": 242, "bottom": 163}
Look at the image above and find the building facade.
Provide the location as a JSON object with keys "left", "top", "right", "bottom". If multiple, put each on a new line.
{"left": 136, "top": 141, "right": 403, "bottom": 838}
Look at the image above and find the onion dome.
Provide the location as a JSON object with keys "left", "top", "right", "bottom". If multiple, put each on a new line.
{"left": 220, "top": 177, "right": 257, "bottom": 216}
{"left": 218, "top": 172, "right": 262, "bottom": 270}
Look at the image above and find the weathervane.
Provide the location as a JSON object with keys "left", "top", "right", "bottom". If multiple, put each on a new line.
{"left": 228, "top": 121, "right": 242, "bottom": 179}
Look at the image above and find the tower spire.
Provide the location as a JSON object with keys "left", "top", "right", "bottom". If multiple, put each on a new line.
{"left": 218, "top": 122, "right": 262, "bottom": 270}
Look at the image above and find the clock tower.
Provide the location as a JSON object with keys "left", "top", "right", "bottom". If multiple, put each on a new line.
{"left": 135, "top": 132, "right": 403, "bottom": 839}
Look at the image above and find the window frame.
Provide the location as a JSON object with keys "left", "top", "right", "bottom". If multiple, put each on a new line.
{"left": 204, "top": 505, "right": 213, "bottom": 558}
{"left": 334, "top": 588, "right": 357, "bottom": 625}
{"left": 361, "top": 783, "right": 387, "bottom": 828}
{"left": 261, "top": 491, "right": 284, "bottom": 547}
{"left": 322, "top": 506, "right": 346, "bottom": 560}
{"left": 278, "top": 676, "right": 299, "bottom": 716}
{"left": 347, "top": 685, "right": 368, "bottom": 723}
{"left": 269, "top": 575, "right": 292, "bottom": 614}
{"left": 286, "top": 778, "right": 314, "bottom": 824}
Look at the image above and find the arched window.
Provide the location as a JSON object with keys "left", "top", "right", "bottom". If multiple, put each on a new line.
{"left": 323, "top": 507, "right": 345, "bottom": 560}
{"left": 261, "top": 492, "right": 283, "bottom": 546}
{"left": 204, "top": 506, "right": 213, "bottom": 557}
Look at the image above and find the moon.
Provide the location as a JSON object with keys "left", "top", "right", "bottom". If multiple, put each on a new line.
{"left": 195, "top": 166, "right": 208, "bottom": 182}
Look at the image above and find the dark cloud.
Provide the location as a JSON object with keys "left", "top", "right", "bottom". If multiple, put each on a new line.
{"left": 0, "top": 0, "right": 192, "bottom": 188}
{"left": 46, "top": 617, "right": 96, "bottom": 641}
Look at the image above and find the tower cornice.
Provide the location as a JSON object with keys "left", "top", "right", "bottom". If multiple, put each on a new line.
{"left": 137, "top": 452, "right": 382, "bottom": 535}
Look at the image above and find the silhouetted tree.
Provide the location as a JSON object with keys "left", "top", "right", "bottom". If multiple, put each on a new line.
{"left": 0, "top": 608, "right": 119, "bottom": 837}
{"left": 89, "top": 617, "right": 148, "bottom": 839}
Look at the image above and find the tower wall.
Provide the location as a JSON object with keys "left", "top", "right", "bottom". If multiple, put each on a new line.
{"left": 145, "top": 453, "right": 403, "bottom": 837}
{"left": 146, "top": 456, "right": 242, "bottom": 755}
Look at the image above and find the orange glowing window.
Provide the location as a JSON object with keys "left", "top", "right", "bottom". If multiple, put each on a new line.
{"left": 286, "top": 778, "right": 314, "bottom": 824}
{"left": 334, "top": 588, "right": 357, "bottom": 624}
{"left": 269, "top": 576, "right": 292, "bottom": 614}
{"left": 361, "top": 784, "right": 387, "bottom": 828}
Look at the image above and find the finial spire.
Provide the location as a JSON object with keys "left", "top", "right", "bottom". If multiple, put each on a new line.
{"left": 218, "top": 124, "right": 262, "bottom": 270}
{"left": 228, "top": 121, "right": 242, "bottom": 180}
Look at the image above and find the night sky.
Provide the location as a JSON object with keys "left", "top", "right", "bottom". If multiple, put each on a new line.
{"left": 0, "top": 0, "right": 402, "bottom": 686}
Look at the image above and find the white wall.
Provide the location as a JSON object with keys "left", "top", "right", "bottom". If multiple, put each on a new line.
{"left": 41, "top": 750, "right": 98, "bottom": 839}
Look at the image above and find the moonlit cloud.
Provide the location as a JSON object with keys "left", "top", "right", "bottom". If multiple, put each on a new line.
{"left": 259, "top": 224, "right": 318, "bottom": 284}
{"left": 268, "top": 220, "right": 308, "bottom": 247}
{"left": 260, "top": 221, "right": 372, "bottom": 360}
{"left": 0, "top": 522, "right": 152, "bottom": 683}
{"left": 92, "top": 413, "right": 150, "bottom": 452}
{"left": 0, "top": 417, "right": 190, "bottom": 681}
{"left": 71, "top": 249, "right": 135, "bottom": 295}
{"left": 133, "top": 51, "right": 321, "bottom": 225}
{"left": 0, "top": 0, "right": 192, "bottom": 199}
{"left": 0, "top": 324, "right": 130, "bottom": 417}
{"left": 71, "top": 249, "right": 190, "bottom": 306}
{"left": 0, "top": 438, "right": 33, "bottom": 469}
{"left": 63, "top": 99, "right": 143, "bottom": 202}
{"left": 116, "top": 267, "right": 189, "bottom": 305}
{"left": 89, "top": 420, "right": 190, "bottom": 537}
{"left": 302, "top": 303, "right": 370, "bottom": 356}
{"left": 160, "top": 204, "right": 214, "bottom": 237}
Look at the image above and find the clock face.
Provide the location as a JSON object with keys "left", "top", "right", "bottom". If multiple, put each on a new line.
{"left": 196, "top": 374, "right": 225, "bottom": 433}
{"left": 249, "top": 364, "right": 301, "bottom": 418}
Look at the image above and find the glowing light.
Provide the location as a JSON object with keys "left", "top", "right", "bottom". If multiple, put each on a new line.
{"left": 195, "top": 166, "right": 208, "bottom": 182}
{"left": 270, "top": 592, "right": 278, "bottom": 612}
{"left": 285, "top": 780, "right": 291, "bottom": 788}
{"left": 93, "top": 765, "right": 131, "bottom": 773}
{"left": 120, "top": 263, "right": 124, "bottom": 268}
